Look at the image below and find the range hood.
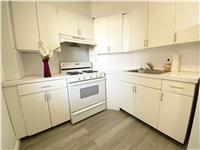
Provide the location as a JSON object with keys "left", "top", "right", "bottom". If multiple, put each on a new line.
{"left": 59, "top": 34, "right": 95, "bottom": 46}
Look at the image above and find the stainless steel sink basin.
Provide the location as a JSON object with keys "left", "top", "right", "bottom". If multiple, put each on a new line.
{"left": 127, "top": 69, "right": 165, "bottom": 74}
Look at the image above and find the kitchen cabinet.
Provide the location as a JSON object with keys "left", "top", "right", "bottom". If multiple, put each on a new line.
{"left": 18, "top": 79, "right": 70, "bottom": 136}
{"left": 20, "top": 92, "right": 51, "bottom": 135}
{"left": 57, "top": 8, "right": 93, "bottom": 41}
{"left": 129, "top": 2, "right": 148, "bottom": 51}
{"left": 94, "top": 14, "right": 123, "bottom": 54}
{"left": 158, "top": 92, "right": 193, "bottom": 143}
{"left": 11, "top": 1, "right": 40, "bottom": 51}
{"left": 108, "top": 14, "right": 123, "bottom": 53}
{"left": 94, "top": 17, "right": 109, "bottom": 54}
{"left": 147, "top": 2, "right": 175, "bottom": 48}
{"left": 78, "top": 15, "right": 94, "bottom": 39}
{"left": 48, "top": 88, "right": 71, "bottom": 127}
{"left": 122, "top": 14, "right": 130, "bottom": 52}
{"left": 37, "top": 2, "right": 60, "bottom": 51}
{"left": 57, "top": 8, "right": 78, "bottom": 36}
{"left": 174, "top": 1, "right": 200, "bottom": 43}
{"left": 134, "top": 85, "right": 161, "bottom": 128}
{"left": 118, "top": 81, "right": 135, "bottom": 115}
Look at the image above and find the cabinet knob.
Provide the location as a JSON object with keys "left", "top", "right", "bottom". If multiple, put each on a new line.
{"left": 160, "top": 93, "right": 163, "bottom": 101}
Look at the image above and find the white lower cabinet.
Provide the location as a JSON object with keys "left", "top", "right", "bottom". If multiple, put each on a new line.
{"left": 119, "top": 81, "right": 135, "bottom": 115}
{"left": 158, "top": 91, "right": 193, "bottom": 143}
{"left": 47, "top": 88, "right": 70, "bottom": 127}
{"left": 134, "top": 85, "right": 161, "bottom": 128}
{"left": 20, "top": 92, "right": 51, "bottom": 135}
{"left": 19, "top": 79, "right": 70, "bottom": 136}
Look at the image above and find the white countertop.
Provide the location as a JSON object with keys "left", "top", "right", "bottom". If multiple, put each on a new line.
{"left": 2, "top": 71, "right": 200, "bottom": 87}
{"left": 2, "top": 74, "right": 67, "bottom": 87}
{"left": 103, "top": 69, "right": 200, "bottom": 84}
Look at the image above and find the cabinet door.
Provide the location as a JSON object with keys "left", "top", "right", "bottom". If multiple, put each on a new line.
{"left": 148, "top": 2, "right": 175, "bottom": 48}
{"left": 20, "top": 92, "right": 51, "bottom": 135}
{"left": 37, "top": 2, "right": 60, "bottom": 51}
{"left": 57, "top": 8, "right": 78, "bottom": 36}
{"left": 78, "top": 15, "right": 94, "bottom": 39}
{"left": 129, "top": 2, "right": 148, "bottom": 50}
{"left": 158, "top": 92, "right": 193, "bottom": 143}
{"left": 175, "top": 1, "right": 200, "bottom": 43}
{"left": 135, "top": 85, "right": 161, "bottom": 128}
{"left": 122, "top": 14, "right": 130, "bottom": 52}
{"left": 108, "top": 14, "right": 123, "bottom": 53}
{"left": 47, "top": 88, "right": 71, "bottom": 127}
{"left": 94, "top": 17, "right": 109, "bottom": 53}
{"left": 118, "top": 81, "right": 135, "bottom": 115}
{"left": 11, "top": 1, "right": 40, "bottom": 51}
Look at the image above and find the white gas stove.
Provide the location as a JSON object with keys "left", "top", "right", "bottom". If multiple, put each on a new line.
{"left": 60, "top": 62, "right": 106, "bottom": 124}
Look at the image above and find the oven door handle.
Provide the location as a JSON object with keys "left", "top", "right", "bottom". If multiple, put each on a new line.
{"left": 68, "top": 78, "right": 105, "bottom": 86}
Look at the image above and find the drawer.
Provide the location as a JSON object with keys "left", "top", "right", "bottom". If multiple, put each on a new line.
{"left": 120, "top": 75, "right": 162, "bottom": 89}
{"left": 162, "top": 80, "right": 195, "bottom": 96}
{"left": 18, "top": 79, "right": 67, "bottom": 96}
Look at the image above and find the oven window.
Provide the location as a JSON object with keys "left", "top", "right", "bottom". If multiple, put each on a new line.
{"left": 80, "top": 85, "right": 99, "bottom": 99}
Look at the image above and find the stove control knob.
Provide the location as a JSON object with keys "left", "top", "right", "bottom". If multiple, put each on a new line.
{"left": 90, "top": 75, "right": 93, "bottom": 79}
{"left": 78, "top": 77, "right": 81, "bottom": 81}
{"left": 83, "top": 77, "right": 86, "bottom": 80}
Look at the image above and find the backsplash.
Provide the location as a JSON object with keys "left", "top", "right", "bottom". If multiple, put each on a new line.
{"left": 90, "top": 42, "right": 200, "bottom": 72}
{"left": 22, "top": 43, "right": 89, "bottom": 76}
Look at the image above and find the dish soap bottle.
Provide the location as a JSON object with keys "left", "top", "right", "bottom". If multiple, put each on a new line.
{"left": 163, "top": 58, "right": 171, "bottom": 72}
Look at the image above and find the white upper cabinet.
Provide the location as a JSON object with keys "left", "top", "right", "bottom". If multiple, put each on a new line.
{"left": 94, "top": 17, "right": 109, "bottom": 53}
{"left": 37, "top": 2, "right": 60, "bottom": 51}
{"left": 129, "top": 2, "right": 148, "bottom": 51}
{"left": 122, "top": 14, "right": 130, "bottom": 52}
{"left": 57, "top": 8, "right": 94, "bottom": 40}
{"left": 148, "top": 2, "right": 175, "bottom": 48}
{"left": 108, "top": 14, "right": 123, "bottom": 53}
{"left": 94, "top": 14, "right": 123, "bottom": 54}
{"left": 57, "top": 8, "right": 78, "bottom": 36}
{"left": 11, "top": 1, "right": 40, "bottom": 51}
{"left": 174, "top": 1, "right": 200, "bottom": 43}
{"left": 78, "top": 15, "right": 94, "bottom": 39}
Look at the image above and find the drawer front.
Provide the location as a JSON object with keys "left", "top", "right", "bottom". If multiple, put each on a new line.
{"left": 162, "top": 80, "right": 195, "bottom": 96}
{"left": 18, "top": 79, "right": 67, "bottom": 96}
{"left": 120, "top": 75, "right": 161, "bottom": 89}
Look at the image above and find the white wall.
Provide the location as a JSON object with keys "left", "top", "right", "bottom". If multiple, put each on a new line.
{"left": 89, "top": 42, "right": 200, "bottom": 72}
{"left": 22, "top": 43, "right": 89, "bottom": 76}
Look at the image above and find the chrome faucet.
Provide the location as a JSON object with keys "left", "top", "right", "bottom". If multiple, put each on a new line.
{"left": 146, "top": 63, "right": 154, "bottom": 70}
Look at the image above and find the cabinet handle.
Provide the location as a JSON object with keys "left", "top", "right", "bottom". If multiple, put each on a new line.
{"left": 72, "top": 36, "right": 85, "bottom": 40}
{"left": 38, "top": 41, "right": 42, "bottom": 49}
{"left": 174, "top": 33, "right": 177, "bottom": 42}
{"left": 47, "top": 93, "right": 51, "bottom": 101}
{"left": 44, "top": 93, "right": 47, "bottom": 102}
{"left": 135, "top": 86, "right": 137, "bottom": 93}
{"left": 146, "top": 39, "right": 148, "bottom": 47}
{"left": 160, "top": 93, "right": 163, "bottom": 101}
{"left": 144, "top": 40, "right": 146, "bottom": 47}
{"left": 41, "top": 85, "right": 51, "bottom": 88}
{"left": 133, "top": 86, "right": 135, "bottom": 93}
{"left": 170, "top": 85, "right": 183, "bottom": 90}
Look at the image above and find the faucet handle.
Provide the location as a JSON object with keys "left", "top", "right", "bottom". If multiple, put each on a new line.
{"left": 146, "top": 63, "right": 154, "bottom": 70}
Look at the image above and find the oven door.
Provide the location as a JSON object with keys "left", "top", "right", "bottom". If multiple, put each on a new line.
{"left": 68, "top": 78, "right": 106, "bottom": 112}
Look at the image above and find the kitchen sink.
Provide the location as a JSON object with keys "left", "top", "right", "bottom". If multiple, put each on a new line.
{"left": 127, "top": 69, "right": 165, "bottom": 74}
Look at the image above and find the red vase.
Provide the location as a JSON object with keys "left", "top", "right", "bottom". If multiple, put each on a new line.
{"left": 42, "top": 58, "right": 51, "bottom": 77}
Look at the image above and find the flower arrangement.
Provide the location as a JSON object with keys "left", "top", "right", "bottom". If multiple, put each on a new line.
{"left": 39, "top": 42, "right": 55, "bottom": 78}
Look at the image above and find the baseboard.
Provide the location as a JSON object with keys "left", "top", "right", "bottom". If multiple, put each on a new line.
{"left": 14, "top": 140, "right": 20, "bottom": 150}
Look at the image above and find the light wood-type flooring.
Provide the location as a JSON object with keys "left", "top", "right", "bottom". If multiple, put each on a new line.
{"left": 20, "top": 110, "right": 186, "bottom": 150}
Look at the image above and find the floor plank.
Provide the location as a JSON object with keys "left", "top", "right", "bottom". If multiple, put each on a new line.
{"left": 20, "top": 110, "right": 186, "bottom": 150}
